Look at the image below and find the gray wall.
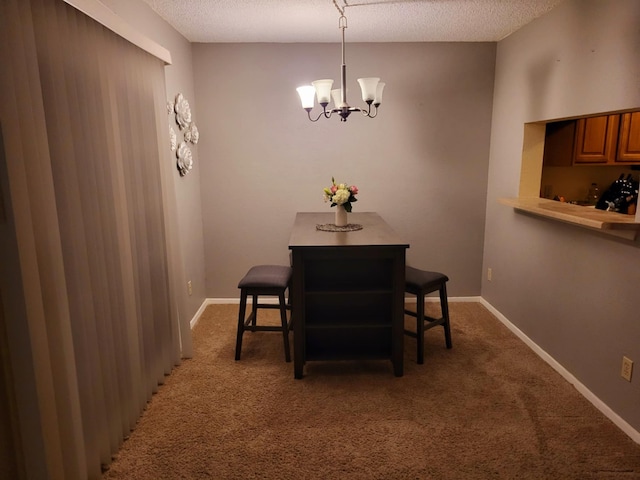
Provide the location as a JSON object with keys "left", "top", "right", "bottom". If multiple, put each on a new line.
{"left": 193, "top": 42, "right": 496, "bottom": 298}
{"left": 483, "top": 0, "right": 640, "bottom": 432}
{"left": 98, "top": 0, "right": 640, "bottom": 436}
{"left": 102, "top": 0, "right": 207, "bottom": 322}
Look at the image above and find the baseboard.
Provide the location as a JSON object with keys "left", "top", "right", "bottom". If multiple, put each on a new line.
{"left": 193, "top": 295, "right": 640, "bottom": 444}
{"left": 189, "top": 299, "right": 211, "bottom": 329}
{"left": 479, "top": 298, "right": 640, "bottom": 445}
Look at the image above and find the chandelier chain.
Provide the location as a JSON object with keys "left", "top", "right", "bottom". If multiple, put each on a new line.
{"left": 295, "top": 0, "right": 384, "bottom": 122}
{"left": 332, "top": 0, "right": 350, "bottom": 16}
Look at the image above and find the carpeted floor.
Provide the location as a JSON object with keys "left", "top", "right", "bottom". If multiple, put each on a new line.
{"left": 102, "top": 302, "right": 640, "bottom": 479}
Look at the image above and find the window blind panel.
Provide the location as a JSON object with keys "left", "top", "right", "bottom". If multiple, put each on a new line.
{"left": 131, "top": 52, "right": 175, "bottom": 380}
{"left": 32, "top": 0, "right": 111, "bottom": 474}
{"left": 112, "top": 56, "right": 150, "bottom": 418}
{"left": 94, "top": 20, "right": 146, "bottom": 435}
{"left": 96, "top": 29, "right": 146, "bottom": 423}
{"left": 118, "top": 53, "right": 160, "bottom": 400}
{"left": 1, "top": 0, "right": 86, "bottom": 477}
{"left": 71, "top": 8, "right": 124, "bottom": 459}
{"left": 92, "top": 22, "right": 140, "bottom": 440}
{"left": 29, "top": 0, "right": 183, "bottom": 476}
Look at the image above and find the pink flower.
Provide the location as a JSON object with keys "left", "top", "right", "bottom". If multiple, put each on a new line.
{"left": 350, "top": 186, "right": 358, "bottom": 195}
{"left": 330, "top": 185, "right": 338, "bottom": 194}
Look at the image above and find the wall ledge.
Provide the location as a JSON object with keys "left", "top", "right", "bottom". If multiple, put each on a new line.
{"left": 500, "top": 197, "right": 639, "bottom": 240}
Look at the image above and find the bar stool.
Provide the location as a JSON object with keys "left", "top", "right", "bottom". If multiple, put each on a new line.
{"left": 235, "top": 265, "right": 292, "bottom": 362}
{"left": 404, "top": 266, "right": 452, "bottom": 364}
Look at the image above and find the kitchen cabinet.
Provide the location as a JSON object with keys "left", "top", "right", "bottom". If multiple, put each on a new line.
{"left": 617, "top": 112, "right": 640, "bottom": 163}
{"left": 573, "top": 115, "right": 620, "bottom": 164}
{"left": 543, "top": 112, "right": 640, "bottom": 166}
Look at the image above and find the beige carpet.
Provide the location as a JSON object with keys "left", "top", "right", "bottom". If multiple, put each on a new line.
{"left": 102, "top": 302, "right": 640, "bottom": 479}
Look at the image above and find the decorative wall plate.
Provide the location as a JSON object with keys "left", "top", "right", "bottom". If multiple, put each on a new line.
{"left": 174, "top": 93, "right": 192, "bottom": 130}
{"left": 169, "top": 92, "right": 199, "bottom": 176}
{"left": 185, "top": 122, "right": 199, "bottom": 144}
{"left": 176, "top": 142, "right": 193, "bottom": 176}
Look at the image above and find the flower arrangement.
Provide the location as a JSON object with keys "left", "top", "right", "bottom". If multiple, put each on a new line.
{"left": 323, "top": 177, "right": 359, "bottom": 212}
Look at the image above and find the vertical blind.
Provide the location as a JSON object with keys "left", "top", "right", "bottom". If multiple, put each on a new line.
{"left": 0, "top": 0, "right": 186, "bottom": 477}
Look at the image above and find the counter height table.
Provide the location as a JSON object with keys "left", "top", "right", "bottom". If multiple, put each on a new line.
{"left": 288, "top": 212, "right": 409, "bottom": 379}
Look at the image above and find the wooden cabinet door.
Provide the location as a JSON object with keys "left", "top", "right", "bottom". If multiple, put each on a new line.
{"left": 616, "top": 112, "right": 640, "bottom": 163}
{"left": 573, "top": 115, "right": 619, "bottom": 164}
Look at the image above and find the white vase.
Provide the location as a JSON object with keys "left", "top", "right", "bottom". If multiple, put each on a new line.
{"left": 335, "top": 205, "right": 348, "bottom": 227}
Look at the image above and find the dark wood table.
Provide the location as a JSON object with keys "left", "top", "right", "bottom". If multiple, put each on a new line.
{"left": 288, "top": 212, "right": 409, "bottom": 379}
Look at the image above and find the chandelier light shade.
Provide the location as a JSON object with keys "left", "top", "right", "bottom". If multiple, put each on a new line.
{"left": 296, "top": 86, "right": 316, "bottom": 109}
{"left": 296, "top": 2, "right": 385, "bottom": 122}
{"left": 312, "top": 79, "right": 334, "bottom": 104}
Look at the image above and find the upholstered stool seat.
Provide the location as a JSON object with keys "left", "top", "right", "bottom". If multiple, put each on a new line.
{"left": 404, "top": 266, "right": 452, "bottom": 364}
{"left": 235, "top": 265, "right": 292, "bottom": 362}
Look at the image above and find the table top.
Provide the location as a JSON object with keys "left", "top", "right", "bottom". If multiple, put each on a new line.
{"left": 288, "top": 212, "right": 409, "bottom": 248}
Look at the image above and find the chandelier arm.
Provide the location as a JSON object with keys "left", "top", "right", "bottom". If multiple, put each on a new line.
{"left": 362, "top": 107, "right": 378, "bottom": 119}
{"left": 297, "top": 1, "right": 382, "bottom": 123}
{"left": 306, "top": 107, "right": 334, "bottom": 122}
{"left": 306, "top": 110, "right": 323, "bottom": 122}
{"left": 359, "top": 102, "right": 378, "bottom": 118}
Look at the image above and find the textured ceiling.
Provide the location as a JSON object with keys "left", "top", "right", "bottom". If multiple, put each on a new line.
{"left": 139, "top": 0, "right": 565, "bottom": 43}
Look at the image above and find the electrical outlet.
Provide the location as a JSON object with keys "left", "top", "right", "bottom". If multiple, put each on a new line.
{"left": 487, "top": 268, "right": 492, "bottom": 281}
{"left": 187, "top": 280, "right": 193, "bottom": 296}
{"left": 621, "top": 356, "right": 633, "bottom": 382}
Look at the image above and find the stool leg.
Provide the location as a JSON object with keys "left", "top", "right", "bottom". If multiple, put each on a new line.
{"left": 440, "top": 283, "right": 452, "bottom": 349}
{"left": 279, "top": 291, "right": 291, "bottom": 362}
{"left": 416, "top": 291, "right": 425, "bottom": 364}
{"left": 235, "top": 290, "right": 248, "bottom": 360}
{"left": 250, "top": 294, "right": 258, "bottom": 330}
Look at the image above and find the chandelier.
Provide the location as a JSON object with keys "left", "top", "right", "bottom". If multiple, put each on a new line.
{"left": 296, "top": 0, "right": 385, "bottom": 122}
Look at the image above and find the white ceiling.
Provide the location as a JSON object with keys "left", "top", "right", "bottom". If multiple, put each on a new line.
{"left": 139, "top": 0, "right": 565, "bottom": 43}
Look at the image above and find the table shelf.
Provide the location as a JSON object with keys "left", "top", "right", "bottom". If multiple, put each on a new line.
{"left": 289, "top": 212, "right": 408, "bottom": 379}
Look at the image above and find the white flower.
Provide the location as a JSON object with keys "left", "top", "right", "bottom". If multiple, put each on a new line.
{"left": 166, "top": 101, "right": 174, "bottom": 115}
{"left": 176, "top": 142, "right": 193, "bottom": 176}
{"left": 332, "top": 189, "right": 350, "bottom": 205}
{"left": 174, "top": 93, "right": 192, "bottom": 130}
